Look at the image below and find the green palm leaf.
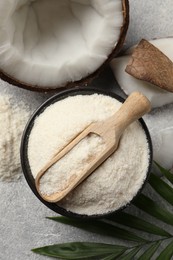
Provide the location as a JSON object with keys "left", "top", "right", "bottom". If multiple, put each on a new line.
{"left": 149, "top": 173, "right": 173, "bottom": 206}
{"left": 32, "top": 164, "right": 173, "bottom": 260}
{"left": 100, "top": 253, "right": 125, "bottom": 260}
{"left": 32, "top": 243, "right": 127, "bottom": 259}
{"left": 133, "top": 194, "right": 173, "bottom": 226}
{"left": 119, "top": 247, "right": 140, "bottom": 260}
{"left": 48, "top": 217, "right": 146, "bottom": 243}
{"left": 138, "top": 242, "right": 160, "bottom": 260}
{"left": 157, "top": 240, "right": 173, "bottom": 260}
{"left": 154, "top": 161, "right": 173, "bottom": 184}
{"left": 108, "top": 212, "right": 171, "bottom": 237}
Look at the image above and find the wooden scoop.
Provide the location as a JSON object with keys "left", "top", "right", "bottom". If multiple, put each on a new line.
{"left": 35, "top": 92, "right": 151, "bottom": 203}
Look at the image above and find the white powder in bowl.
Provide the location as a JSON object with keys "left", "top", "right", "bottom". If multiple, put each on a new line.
{"left": 0, "top": 94, "right": 31, "bottom": 181}
{"left": 28, "top": 94, "right": 150, "bottom": 215}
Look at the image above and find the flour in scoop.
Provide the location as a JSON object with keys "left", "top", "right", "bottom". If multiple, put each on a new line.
{"left": 28, "top": 94, "right": 150, "bottom": 215}
{"left": 0, "top": 94, "right": 31, "bottom": 181}
{"left": 39, "top": 133, "right": 105, "bottom": 196}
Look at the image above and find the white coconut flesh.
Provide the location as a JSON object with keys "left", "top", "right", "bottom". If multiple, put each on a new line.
{"left": 111, "top": 38, "right": 173, "bottom": 108}
{"left": 0, "top": 0, "right": 124, "bottom": 89}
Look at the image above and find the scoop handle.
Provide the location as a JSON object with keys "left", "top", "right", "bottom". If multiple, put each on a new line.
{"left": 110, "top": 92, "right": 151, "bottom": 135}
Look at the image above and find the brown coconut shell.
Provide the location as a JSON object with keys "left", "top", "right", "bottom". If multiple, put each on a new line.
{"left": 125, "top": 39, "right": 173, "bottom": 93}
{"left": 0, "top": 0, "right": 129, "bottom": 92}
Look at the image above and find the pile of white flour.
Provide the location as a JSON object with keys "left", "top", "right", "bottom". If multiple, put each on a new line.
{"left": 0, "top": 94, "right": 31, "bottom": 181}
{"left": 28, "top": 94, "right": 150, "bottom": 215}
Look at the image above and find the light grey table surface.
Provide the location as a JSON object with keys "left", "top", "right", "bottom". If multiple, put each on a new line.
{"left": 1, "top": 1, "right": 173, "bottom": 260}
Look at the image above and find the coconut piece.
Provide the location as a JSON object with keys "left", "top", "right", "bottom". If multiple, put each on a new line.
{"left": 150, "top": 127, "right": 173, "bottom": 170}
{"left": 126, "top": 39, "right": 173, "bottom": 93}
{"left": 110, "top": 38, "right": 173, "bottom": 108}
{"left": 0, "top": 0, "right": 129, "bottom": 91}
{"left": 144, "top": 102, "right": 173, "bottom": 171}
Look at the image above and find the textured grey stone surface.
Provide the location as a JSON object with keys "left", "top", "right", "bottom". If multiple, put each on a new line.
{"left": 0, "top": 1, "right": 173, "bottom": 260}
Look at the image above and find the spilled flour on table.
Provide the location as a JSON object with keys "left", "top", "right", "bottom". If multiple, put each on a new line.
{"left": 0, "top": 94, "right": 31, "bottom": 181}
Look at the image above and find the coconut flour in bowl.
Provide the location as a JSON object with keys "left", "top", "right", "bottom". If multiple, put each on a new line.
{"left": 23, "top": 89, "right": 151, "bottom": 217}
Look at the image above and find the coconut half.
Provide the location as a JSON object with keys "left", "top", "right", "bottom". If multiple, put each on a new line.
{"left": 111, "top": 38, "right": 173, "bottom": 108}
{"left": 0, "top": 0, "right": 129, "bottom": 91}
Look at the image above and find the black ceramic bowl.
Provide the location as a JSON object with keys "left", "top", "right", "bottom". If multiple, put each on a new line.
{"left": 20, "top": 87, "right": 152, "bottom": 220}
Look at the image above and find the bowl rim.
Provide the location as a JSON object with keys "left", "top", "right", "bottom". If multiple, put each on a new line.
{"left": 20, "top": 87, "right": 153, "bottom": 220}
